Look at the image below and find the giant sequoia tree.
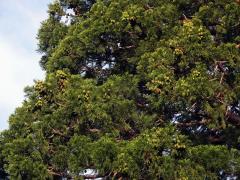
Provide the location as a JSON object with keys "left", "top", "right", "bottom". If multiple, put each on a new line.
{"left": 1, "top": 0, "right": 240, "bottom": 179}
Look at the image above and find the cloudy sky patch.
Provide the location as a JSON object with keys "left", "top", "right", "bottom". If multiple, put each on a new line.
{"left": 0, "top": 0, "right": 51, "bottom": 131}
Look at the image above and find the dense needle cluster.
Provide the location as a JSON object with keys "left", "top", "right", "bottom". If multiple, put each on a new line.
{"left": 1, "top": 0, "right": 240, "bottom": 179}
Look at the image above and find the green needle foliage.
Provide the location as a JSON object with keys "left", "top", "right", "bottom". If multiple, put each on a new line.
{"left": 1, "top": 0, "right": 240, "bottom": 179}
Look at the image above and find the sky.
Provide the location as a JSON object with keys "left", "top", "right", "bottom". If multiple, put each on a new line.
{"left": 0, "top": 0, "right": 52, "bottom": 131}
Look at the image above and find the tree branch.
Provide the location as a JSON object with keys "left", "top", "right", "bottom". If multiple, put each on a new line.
{"left": 177, "top": 118, "right": 210, "bottom": 127}
{"left": 226, "top": 111, "right": 240, "bottom": 126}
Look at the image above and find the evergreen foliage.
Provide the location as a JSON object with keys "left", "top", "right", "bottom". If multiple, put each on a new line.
{"left": 1, "top": 0, "right": 240, "bottom": 179}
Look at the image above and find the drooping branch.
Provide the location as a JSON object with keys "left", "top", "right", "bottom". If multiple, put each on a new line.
{"left": 176, "top": 111, "right": 240, "bottom": 128}
{"left": 176, "top": 118, "right": 210, "bottom": 127}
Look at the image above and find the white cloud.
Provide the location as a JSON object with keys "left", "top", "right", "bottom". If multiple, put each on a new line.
{"left": 0, "top": 0, "right": 51, "bottom": 131}
{"left": 0, "top": 37, "right": 43, "bottom": 106}
{"left": 0, "top": 35, "right": 44, "bottom": 131}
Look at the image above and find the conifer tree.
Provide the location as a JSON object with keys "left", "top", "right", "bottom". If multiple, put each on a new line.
{"left": 1, "top": 0, "right": 240, "bottom": 179}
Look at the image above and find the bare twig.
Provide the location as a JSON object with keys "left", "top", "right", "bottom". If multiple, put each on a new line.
{"left": 220, "top": 73, "right": 224, "bottom": 84}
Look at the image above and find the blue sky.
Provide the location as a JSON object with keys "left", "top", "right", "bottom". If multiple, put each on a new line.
{"left": 0, "top": 0, "right": 52, "bottom": 131}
